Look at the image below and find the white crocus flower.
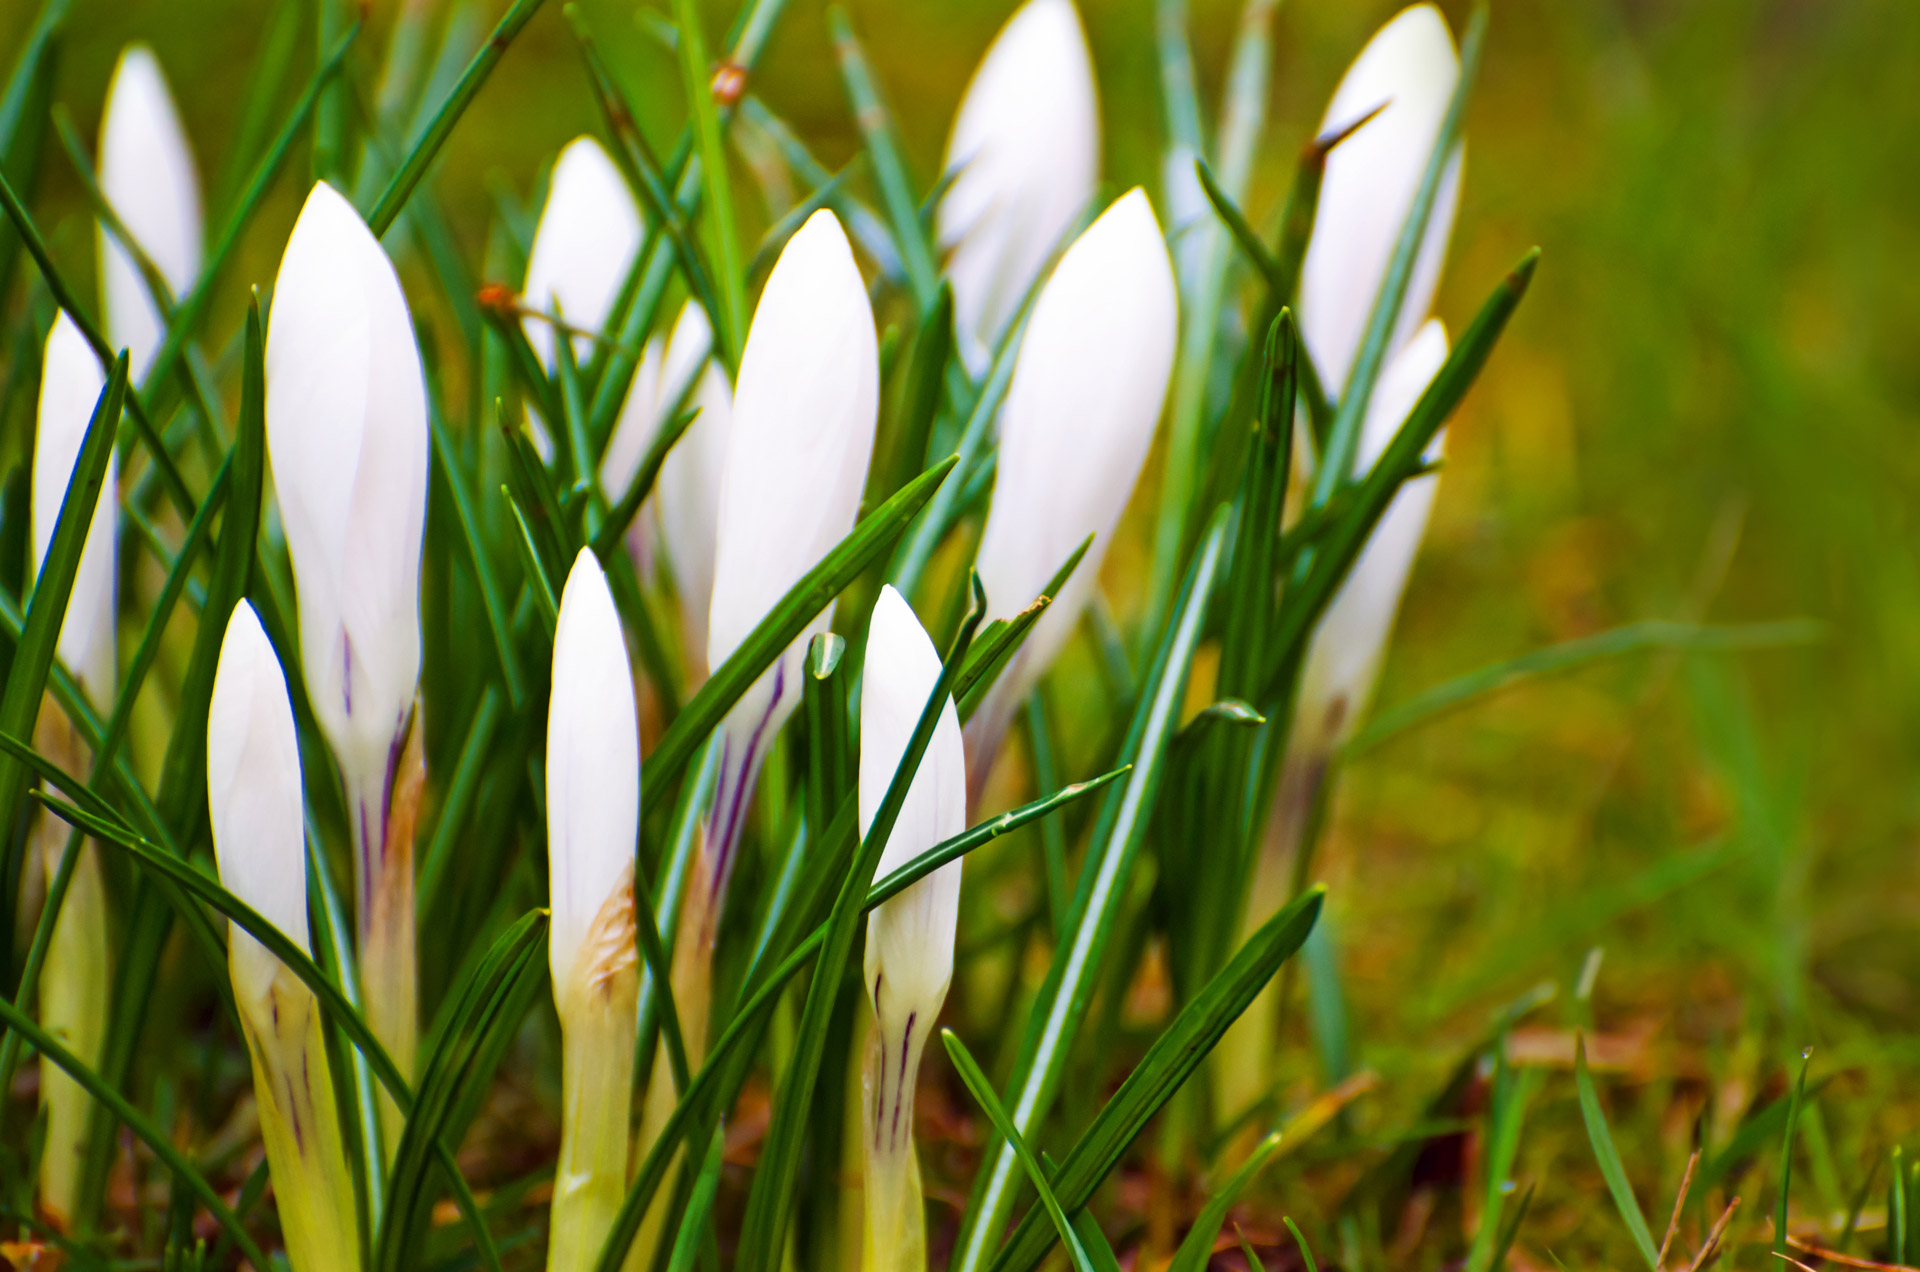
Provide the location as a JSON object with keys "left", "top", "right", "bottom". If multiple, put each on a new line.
{"left": 265, "top": 179, "right": 429, "bottom": 1141}
{"left": 859, "top": 586, "right": 966, "bottom": 1272}
{"left": 1299, "top": 2, "right": 1462, "bottom": 396}
{"left": 207, "top": 603, "right": 359, "bottom": 1272}
{"left": 599, "top": 300, "right": 735, "bottom": 680}
{"left": 29, "top": 314, "right": 117, "bottom": 1230}
{"left": 701, "top": 207, "right": 877, "bottom": 914}
{"left": 523, "top": 135, "right": 641, "bottom": 370}
{"left": 97, "top": 44, "right": 202, "bottom": 382}
{"left": 966, "top": 188, "right": 1178, "bottom": 797}
{"left": 545, "top": 549, "right": 642, "bottom": 1272}
{"left": 937, "top": 0, "right": 1098, "bottom": 368}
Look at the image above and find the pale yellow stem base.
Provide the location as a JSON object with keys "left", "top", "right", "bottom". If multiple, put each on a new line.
{"left": 237, "top": 959, "right": 362, "bottom": 1272}
{"left": 36, "top": 832, "right": 108, "bottom": 1232}
{"left": 354, "top": 708, "right": 425, "bottom": 1161}
{"left": 860, "top": 1025, "right": 926, "bottom": 1272}
{"left": 550, "top": 873, "right": 640, "bottom": 1272}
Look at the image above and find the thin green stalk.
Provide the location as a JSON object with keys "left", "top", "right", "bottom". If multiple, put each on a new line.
{"left": 672, "top": 0, "right": 746, "bottom": 364}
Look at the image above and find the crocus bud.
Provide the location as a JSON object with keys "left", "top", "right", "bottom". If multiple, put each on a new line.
{"left": 600, "top": 301, "right": 736, "bottom": 681}
{"left": 546, "top": 549, "right": 641, "bottom": 994}
{"left": 523, "top": 136, "right": 641, "bottom": 369}
{"left": 266, "top": 180, "right": 428, "bottom": 1130}
{"left": 33, "top": 315, "right": 116, "bottom": 703}
{"left": 859, "top": 586, "right": 966, "bottom": 1272}
{"left": 966, "top": 189, "right": 1178, "bottom": 792}
{"left": 208, "top": 602, "right": 361, "bottom": 1272}
{"left": 97, "top": 44, "right": 202, "bottom": 382}
{"left": 1299, "top": 2, "right": 1462, "bottom": 394}
{"left": 1294, "top": 318, "right": 1449, "bottom": 752}
{"left": 702, "top": 208, "right": 877, "bottom": 904}
{"left": 937, "top": 0, "right": 1099, "bottom": 367}
{"left": 545, "top": 548, "right": 641, "bottom": 1272}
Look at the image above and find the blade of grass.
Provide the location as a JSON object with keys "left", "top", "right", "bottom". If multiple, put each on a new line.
{"left": 1574, "top": 1033, "right": 1661, "bottom": 1272}
{"left": 430, "top": 417, "right": 525, "bottom": 705}
{"left": 945, "top": 1028, "right": 1098, "bottom": 1272}
{"left": 986, "top": 886, "right": 1325, "bottom": 1272}
{"left": 663, "top": 1126, "right": 727, "bottom": 1272}
{"left": 503, "top": 487, "right": 559, "bottom": 639}
{"left": 1168, "top": 1131, "right": 1283, "bottom": 1272}
{"left": 671, "top": 0, "right": 746, "bottom": 363}
{"left": 1776, "top": 1048, "right": 1814, "bottom": 1260}
{"left": 0, "top": 0, "right": 65, "bottom": 305}
{"left": 953, "top": 510, "right": 1229, "bottom": 1272}
{"left": 645, "top": 454, "right": 958, "bottom": 797}
{"left": 366, "top": 0, "right": 546, "bottom": 235}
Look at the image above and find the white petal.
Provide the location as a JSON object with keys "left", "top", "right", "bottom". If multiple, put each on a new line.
{"left": 97, "top": 44, "right": 202, "bottom": 382}
{"left": 650, "top": 307, "right": 732, "bottom": 677}
{"left": 860, "top": 586, "right": 966, "bottom": 1023}
{"left": 938, "top": 0, "right": 1099, "bottom": 364}
{"left": 1300, "top": 3, "right": 1462, "bottom": 395}
{"left": 207, "top": 602, "right": 309, "bottom": 1001}
{"left": 547, "top": 549, "right": 641, "bottom": 985}
{"left": 1296, "top": 319, "right": 1449, "bottom": 749}
{"left": 33, "top": 315, "right": 116, "bottom": 705}
{"left": 265, "top": 181, "right": 428, "bottom": 797}
{"left": 971, "top": 189, "right": 1177, "bottom": 730}
{"left": 523, "top": 136, "right": 642, "bottom": 369}
{"left": 705, "top": 209, "right": 877, "bottom": 739}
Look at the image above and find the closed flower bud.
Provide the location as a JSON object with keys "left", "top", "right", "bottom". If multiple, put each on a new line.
{"left": 98, "top": 44, "right": 202, "bottom": 381}
{"left": 703, "top": 208, "right": 877, "bottom": 903}
{"left": 546, "top": 549, "right": 641, "bottom": 993}
{"left": 33, "top": 315, "right": 116, "bottom": 703}
{"left": 523, "top": 136, "right": 641, "bottom": 369}
{"left": 967, "top": 189, "right": 1178, "bottom": 790}
{"left": 859, "top": 586, "right": 967, "bottom": 1272}
{"left": 1300, "top": 2, "right": 1462, "bottom": 394}
{"left": 938, "top": 0, "right": 1099, "bottom": 367}
{"left": 1295, "top": 319, "right": 1449, "bottom": 751}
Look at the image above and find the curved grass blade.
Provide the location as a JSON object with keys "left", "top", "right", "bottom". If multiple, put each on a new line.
{"left": 1573, "top": 1033, "right": 1661, "bottom": 1272}
{"left": 954, "top": 510, "right": 1229, "bottom": 1272}
{"left": 590, "top": 403, "right": 699, "bottom": 560}
{"left": 953, "top": 534, "right": 1091, "bottom": 718}
{"left": 1345, "top": 619, "right": 1825, "bottom": 757}
{"left": 1776, "top": 1048, "right": 1814, "bottom": 1261}
{"left": 430, "top": 419, "right": 525, "bottom": 705}
{"left": 672, "top": 0, "right": 746, "bottom": 362}
{"left": 828, "top": 5, "right": 938, "bottom": 311}
{"left": 503, "top": 486, "right": 559, "bottom": 639}
{"left": 645, "top": 454, "right": 958, "bottom": 797}
{"left": 1168, "top": 1131, "right": 1283, "bottom": 1272}
{"left": 1311, "top": 5, "right": 1486, "bottom": 505}
{"left": 0, "top": 0, "right": 65, "bottom": 304}
{"left": 731, "top": 577, "right": 988, "bottom": 1272}
{"left": 944, "top": 1029, "right": 1097, "bottom": 1272}
{"left": 663, "top": 1126, "right": 727, "bottom": 1272}
{"left": 0, "top": 353, "right": 125, "bottom": 892}
{"left": 377, "top": 912, "right": 545, "bottom": 1272}
{"left": 0, "top": 994, "right": 271, "bottom": 1271}
{"left": 986, "top": 886, "right": 1325, "bottom": 1272}
{"left": 367, "top": 0, "right": 546, "bottom": 235}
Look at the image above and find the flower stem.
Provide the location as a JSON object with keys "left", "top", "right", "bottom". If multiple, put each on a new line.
{"left": 36, "top": 829, "right": 108, "bottom": 1231}
{"left": 861, "top": 1022, "right": 928, "bottom": 1272}
{"left": 352, "top": 710, "right": 426, "bottom": 1160}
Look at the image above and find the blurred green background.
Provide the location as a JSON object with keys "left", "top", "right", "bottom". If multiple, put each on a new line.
{"left": 5, "top": 0, "right": 1919, "bottom": 1255}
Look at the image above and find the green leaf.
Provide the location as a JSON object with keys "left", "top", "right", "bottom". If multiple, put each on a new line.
{"left": 731, "top": 577, "right": 989, "bottom": 1272}
{"left": 503, "top": 486, "right": 560, "bottom": 639}
{"left": 0, "top": 994, "right": 271, "bottom": 1272}
{"left": 1347, "top": 619, "right": 1824, "bottom": 756}
{"left": 377, "top": 912, "right": 545, "bottom": 1272}
{"left": 0, "top": 353, "right": 125, "bottom": 882}
{"left": 663, "top": 1127, "right": 728, "bottom": 1272}
{"left": 954, "top": 510, "right": 1230, "bottom": 1272}
{"left": 827, "top": 5, "right": 939, "bottom": 312}
{"left": 590, "top": 403, "right": 699, "bottom": 560}
{"left": 944, "top": 1029, "right": 1098, "bottom": 1272}
{"left": 0, "top": 0, "right": 65, "bottom": 306}
{"left": 1573, "top": 1033, "right": 1661, "bottom": 1272}
{"left": 1168, "top": 1131, "right": 1283, "bottom": 1272}
{"left": 1776, "top": 1048, "right": 1814, "bottom": 1260}
{"left": 870, "top": 284, "right": 953, "bottom": 509}
{"left": 645, "top": 454, "right": 958, "bottom": 798}
{"left": 430, "top": 419, "right": 525, "bottom": 705}
{"left": 953, "top": 534, "right": 1091, "bottom": 718}
{"left": 671, "top": 0, "right": 746, "bottom": 363}
{"left": 366, "top": 0, "right": 546, "bottom": 235}
{"left": 986, "top": 886, "right": 1325, "bottom": 1272}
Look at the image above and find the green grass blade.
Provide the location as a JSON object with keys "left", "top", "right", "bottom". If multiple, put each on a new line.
{"left": 1573, "top": 1034, "right": 1661, "bottom": 1272}
{"left": 672, "top": 0, "right": 746, "bottom": 363}
{"left": 0, "top": 353, "right": 125, "bottom": 880}
{"left": 664, "top": 1127, "right": 728, "bottom": 1272}
{"left": 827, "top": 5, "right": 939, "bottom": 312}
{"left": 1168, "top": 1132, "right": 1283, "bottom": 1272}
{"left": 986, "top": 886, "right": 1325, "bottom": 1272}
{"left": 0, "top": 0, "right": 65, "bottom": 304}
{"left": 1026, "top": 695, "right": 1072, "bottom": 936}
{"left": 503, "top": 487, "right": 560, "bottom": 639}
{"left": 732, "top": 579, "right": 988, "bottom": 1272}
{"left": 366, "top": 0, "right": 546, "bottom": 235}
{"left": 1311, "top": 5, "right": 1485, "bottom": 506}
{"left": 945, "top": 1029, "right": 1098, "bottom": 1272}
{"left": 1776, "top": 1048, "right": 1813, "bottom": 1260}
{"left": 1346, "top": 619, "right": 1825, "bottom": 757}
{"left": 645, "top": 454, "right": 957, "bottom": 797}
{"left": 0, "top": 993, "right": 271, "bottom": 1271}
{"left": 417, "top": 688, "right": 506, "bottom": 917}
{"left": 591, "top": 404, "right": 698, "bottom": 560}
{"left": 430, "top": 419, "right": 525, "bottom": 705}
{"left": 953, "top": 511, "right": 1230, "bottom": 1272}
